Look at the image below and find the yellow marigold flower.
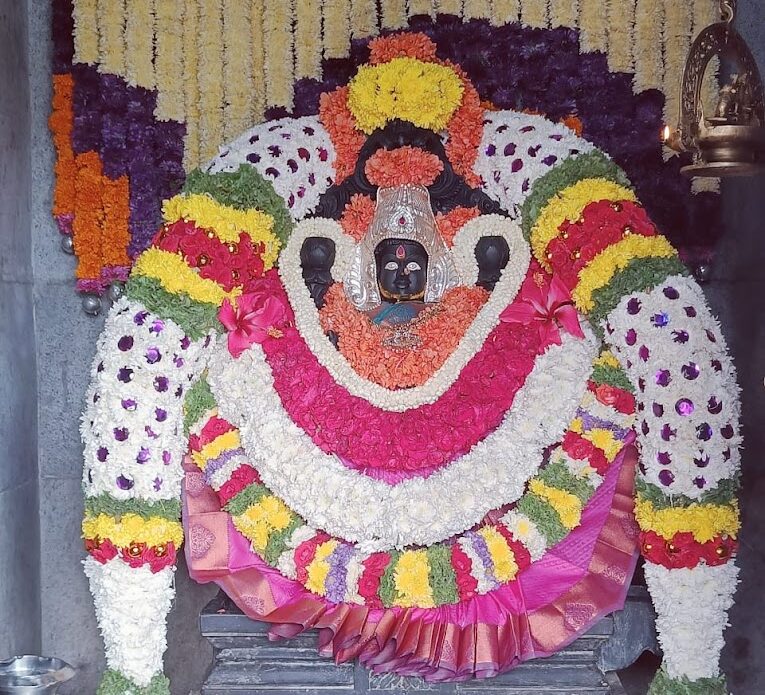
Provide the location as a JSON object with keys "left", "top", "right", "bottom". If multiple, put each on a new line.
{"left": 133, "top": 247, "right": 240, "bottom": 306}
{"left": 594, "top": 351, "right": 620, "bottom": 369}
{"left": 162, "top": 193, "right": 280, "bottom": 269}
{"left": 573, "top": 235, "right": 676, "bottom": 311}
{"left": 347, "top": 58, "right": 464, "bottom": 135}
{"left": 529, "top": 479, "right": 583, "bottom": 529}
{"left": 530, "top": 179, "right": 637, "bottom": 263}
{"left": 258, "top": 496, "right": 293, "bottom": 531}
{"left": 305, "top": 540, "right": 339, "bottom": 595}
{"left": 232, "top": 516, "right": 270, "bottom": 553}
{"left": 569, "top": 417, "right": 584, "bottom": 434}
{"left": 82, "top": 514, "right": 184, "bottom": 548}
{"left": 586, "top": 428, "right": 623, "bottom": 462}
{"left": 394, "top": 550, "right": 435, "bottom": 608}
{"left": 635, "top": 498, "right": 740, "bottom": 543}
{"left": 191, "top": 430, "right": 241, "bottom": 471}
{"left": 479, "top": 527, "right": 518, "bottom": 582}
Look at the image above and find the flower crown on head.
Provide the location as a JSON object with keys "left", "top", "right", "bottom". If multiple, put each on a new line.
{"left": 319, "top": 32, "right": 484, "bottom": 187}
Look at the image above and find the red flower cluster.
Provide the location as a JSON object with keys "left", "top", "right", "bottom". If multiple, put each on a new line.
{"left": 545, "top": 201, "right": 657, "bottom": 288}
{"left": 640, "top": 530, "right": 737, "bottom": 570}
{"left": 294, "top": 532, "right": 331, "bottom": 584}
{"left": 588, "top": 381, "right": 636, "bottom": 415}
{"left": 85, "top": 538, "right": 176, "bottom": 573}
{"left": 358, "top": 553, "right": 392, "bottom": 609}
{"left": 562, "top": 430, "right": 610, "bottom": 475}
{"left": 218, "top": 465, "right": 261, "bottom": 507}
{"left": 154, "top": 219, "right": 266, "bottom": 293}
{"left": 450, "top": 544, "right": 478, "bottom": 600}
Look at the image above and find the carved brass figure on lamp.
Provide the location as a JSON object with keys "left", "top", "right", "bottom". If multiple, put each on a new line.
{"left": 663, "top": 0, "right": 765, "bottom": 177}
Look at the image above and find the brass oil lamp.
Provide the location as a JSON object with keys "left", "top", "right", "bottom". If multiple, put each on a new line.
{"left": 663, "top": 0, "right": 765, "bottom": 177}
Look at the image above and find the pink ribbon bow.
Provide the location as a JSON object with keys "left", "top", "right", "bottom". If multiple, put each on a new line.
{"left": 500, "top": 272, "right": 585, "bottom": 346}
{"left": 219, "top": 291, "right": 288, "bottom": 358}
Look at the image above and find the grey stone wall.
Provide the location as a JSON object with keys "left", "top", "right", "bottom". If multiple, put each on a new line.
{"left": 13, "top": 1, "right": 765, "bottom": 693}
{"left": 0, "top": 0, "right": 41, "bottom": 660}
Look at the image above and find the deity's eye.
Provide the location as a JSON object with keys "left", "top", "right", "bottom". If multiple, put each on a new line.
{"left": 384, "top": 261, "right": 399, "bottom": 271}
{"left": 405, "top": 262, "right": 422, "bottom": 272}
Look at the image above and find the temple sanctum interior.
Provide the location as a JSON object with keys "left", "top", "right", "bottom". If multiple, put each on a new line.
{"left": 1, "top": 1, "right": 764, "bottom": 694}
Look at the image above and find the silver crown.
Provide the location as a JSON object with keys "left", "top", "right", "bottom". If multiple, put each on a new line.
{"left": 343, "top": 185, "right": 462, "bottom": 310}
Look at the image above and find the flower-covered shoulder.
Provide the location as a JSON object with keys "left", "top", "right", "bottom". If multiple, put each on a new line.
{"left": 124, "top": 165, "right": 293, "bottom": 340}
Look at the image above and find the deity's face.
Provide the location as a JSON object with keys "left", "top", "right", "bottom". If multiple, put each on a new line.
{"left": 374, "top": 239, "right": 428, "bottom": 302}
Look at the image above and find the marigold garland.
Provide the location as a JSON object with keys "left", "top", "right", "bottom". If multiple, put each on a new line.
{"left": 364, "top": 146, "right": 444, "bottom": 188}
{"left": 83, "top": 513, "right": 184, "bottom": 548}
{"left": 435, "top": 206, "right": 481, "bottom": 247}
{"left": 340, "top": 193, "right": 376, "bottom": 241}
{"left": 154, "top": 0, "right": 183, "bottom": 122}
{"left": 50, "top": 74, "right": 76, "bottom": 228}
{"left": 264, "top": 0, "right": 295, "bottom": 110}
{"left": 124, "top": 0, "right": 154, "bottom": 88}
{"left": 347, "top": 58, "right": 465, "bottom": 135}
{"left": 635, "top": 498, "right": 740, "bottom": 544}
{"left": 319, "top": 284, "right": 489, "bottom": 389}
{"left": 161, "top": 193, "right": 280, "bottom": 268}
{"left": 132, "top": 248, "right": 239, "bottom": 306}
{"left": 295, "top": 0, "right": 323, "bottom": 80}
{"left": 572, "top": 235, "right": 677, "bottom": 312}
{"left": 96, "top": 0, "right": 126, "bottom": 75}
{"left": 319, "top": 86, "right": 367, "bottom": 182}
{"left": 529, "top": 178, "right": 638, "bottom": 263}
{"left": 72, "top": 151, "right": 106, "bottom": 280}
{"left": 322, "top": 0, "right": 351, "bottom": 59}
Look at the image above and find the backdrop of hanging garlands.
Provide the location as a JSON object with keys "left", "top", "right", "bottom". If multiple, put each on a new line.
{"left": 52, "top": 3, "right": 739, "bottom": 695}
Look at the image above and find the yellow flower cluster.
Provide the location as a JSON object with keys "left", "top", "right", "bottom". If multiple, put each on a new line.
{"left": 233, "top": 496, "right": 294, "bottom": 553}
{"left": 305, "top": 540, "right": 339, "bottom": 594}
{"left": 72, "top": 0, "right": 99, "bottom": 65}
{"left": 347, "top": 57, "right": 464, "bottom": 135}
{"left": 593, "top": 350, "right": 621, "bottom": 369}
{"left": 529, "top": 479, "right": 583, "bottom": 530}
{"left": 635, "top": 497, "right": 740, "bottom": 543}
{"left": 479, "top": 527, "right": 519, "bottom": 582}
{"left": 571, "top": 418, "right": 623, "bottom": 463}
{"left": 191, "top": 430, "right": 241, "bottom": 471}
{"left": 83, "top": 513, "right": 184, "bottom": 548}
{"left": 162, "top": 193, "right": 281, "bottom": 268}
{"left": 572, "top": 235, "right": 676, "bottom": 312}
{"left": 394, "top": 550, "right": 435, "bottom": 607}
{"left": 133, "top": 247, "right": 240, "bottom": 306}
{"left": 530, "top": 178, "right": 637, "bottom": 264}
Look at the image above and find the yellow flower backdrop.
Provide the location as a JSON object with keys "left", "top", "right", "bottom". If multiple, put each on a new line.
{"left": 71, "top": 0, "right": 723, "bottom": 170}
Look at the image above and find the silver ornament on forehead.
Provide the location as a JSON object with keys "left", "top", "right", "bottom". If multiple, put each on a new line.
{"left": 343, "top": 184, "right": 463, "bottom": 311}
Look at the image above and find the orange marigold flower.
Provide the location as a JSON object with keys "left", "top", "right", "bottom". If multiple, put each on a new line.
{"left": 435, "top": 206, "right": 481, "bottom": 247}
{"left": 368, "top": 32, "right": 438, "bottom": 65}
{"left": 340, "top": 194, "right": 376, "bottom": 241}
{"left": 365, "top": 146, "right": 444, "bottom": 188}
{"left": 319, "top": 87, "right": 366, "bottom": 183}
{"left": 319, "top": 284, "right": 488, "bottom": 389}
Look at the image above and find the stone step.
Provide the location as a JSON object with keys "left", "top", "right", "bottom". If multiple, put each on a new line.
{"left": 200, "top": 590, "right": 653, "bottom": 694}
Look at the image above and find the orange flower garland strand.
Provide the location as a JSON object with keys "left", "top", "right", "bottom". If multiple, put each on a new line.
{"left": 364, "top": 146, "right": 444, "bottom": 188}
{"left": 340, "top": 193, "right": 376, "bottom": 241}
{"left": 72, "top": 151, "right": 106, "bottom": 280}
{"left": 50, "top": 74, "right": 76, "bottom": 224}
{"left": 320, "top": 284, "right": 489, "bottom": 389}
{"left": 435, "top": 206, "right": 481, "bottom": 247}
